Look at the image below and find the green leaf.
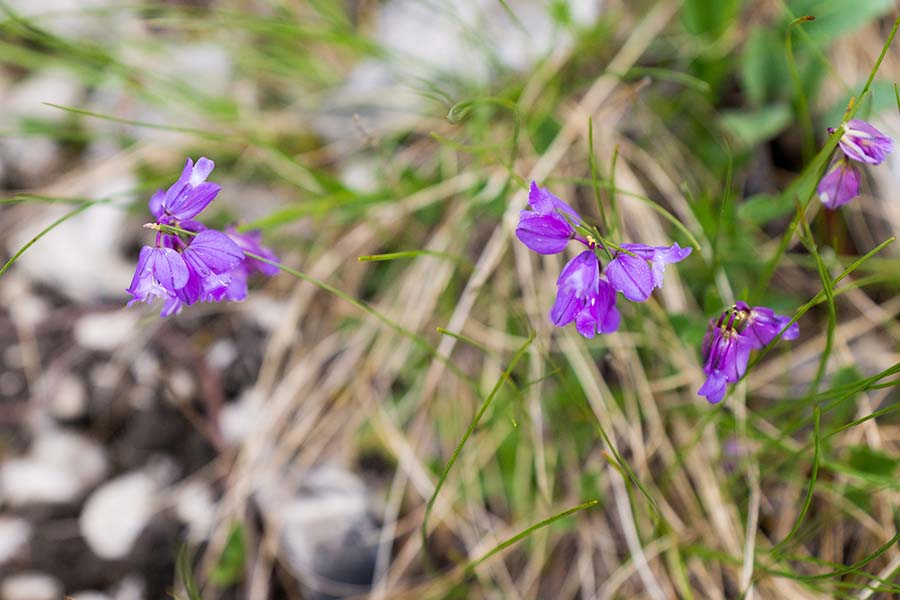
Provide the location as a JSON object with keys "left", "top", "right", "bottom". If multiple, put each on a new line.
{"left": 681, "top": 0, "right": 741, "bottom": 38}
{"left": 846, "top": 446, "right": 899, "bottom": 478}
{"left": 211, "top": 524, "right": 246, "bottom": 587}
{"left": 822, "top": 81, "right": 898, "bottom": 127}
{"left": 720, "top": 104, "right": 792, "bottom": 149}
{"left": 790, "top": 0, "right": 894, "bottom": 45}
{"left": 741, "top": 27, "right": 790, "bottom": 106}
{"left": 738, "top": 194, "right": 793, "bottom": 225}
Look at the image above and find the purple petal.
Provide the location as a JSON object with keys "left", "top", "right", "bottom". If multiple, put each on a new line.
{"left": 175, "top": 267, "right": 203, "bottom": 305}
{"left": 620, "top": 242, "right": 692, "bottom": 289}
{"left": 839, "top": 120, "right": 893, "bottom": 165}
{"left": 148, "top": 190, "right": 165, "bottom": 219}
{"left": 550, "top": 251, "right": 599, "bottom": 327}
{"left": 225, "top": 227, "right": 280, "bottom": 276}
{"left": 550, "top": 286, "right": 581, "bottom": 327}
{"left": 516, "top": 210, "right": 574, "bottom": 254}
{"left": 163, "top": 158, "right": 194, "bottom": 209}
{"left": 190, "top": 157, "right": 215, "bottom": 186}
{"left": 160, "top": 296, "right": 184, "bottom": 317}
{"left": 125, "top": 246, "right": 155, "bottom": 304}
{"left": 187, "top": 230, "right": 243, "bottom": 273}
{"left": 165, "top": 182, "right": 221, "bottom": 221}
{"left": 698, "top": 372, "right": 727, "bottom": 404}
{"left": 527, "top": 181, "right": 582, "bottom": 223}
{"left": 150, "top": 247, "right": 189, "bottom": 291}
{"left": 606, "top": 253, "right": 653, "bottom": 302}
{"left": 573, "top": 279, "right": 620, "bottom": 337}
{"left": 224, "top": 267, "right": 249, "bottom": 302}
{"left": 817, "top": 159, "right": 860, "bottom": 210}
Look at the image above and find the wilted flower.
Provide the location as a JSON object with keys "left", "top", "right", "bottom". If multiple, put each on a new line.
{"left": 515, "top": 182, "right": 582, "bottom": 254}
{"left": 698, "top": 303, "right": 798, "bottom": 404}
{"left": 698, "top": 313, "right": 754, "bottom": 404}
{"left": 817, "top": 158, "right": 860, "bottom": 210}
{"left": 838, "top": 120, "right": 893, "bottom": 165}
{"left": 606, "top": 242, "right": 692, "bottom": 302}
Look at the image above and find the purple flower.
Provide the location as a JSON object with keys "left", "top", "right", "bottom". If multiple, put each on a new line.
{"left": 698, "top": 303, "right": 799, "bottom": 404}
{"left": 126, "top": 246, "right": 189, "bottom": 307}
{"left": 149, "top": 157, "right": 221, "bottom": 222}
{"left": 515, "top": 182, "right": 582, "bottom": 255}
{"left": 171, "top": 230, "right": 244, "bottom": 309}
{"left": 838, "top": 120, "right": 893, "bottom": 165}
{"left": 606, "top": 242, "right": 692, "bottom": 302}
{"left": 223, "top": 227, "right": 280, "bottom": 302}
{"left": 732, "top": 301, "right": 799, "bottom": 348}
{"left": 817, "top": 158, "right": 860, "bottom": 210}
{"left": 550, "top": 251, "right": 619, "bottom": 337}
{"left": 698, "top": 313, "right": 754, "bottom": 404}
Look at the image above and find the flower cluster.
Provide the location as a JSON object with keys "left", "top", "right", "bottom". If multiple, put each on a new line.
{"left": 126, "top": 157, "right": 278, "bottom": 316}
{"left": 515, "top": 182, "right": 691, "bottom": 338}
{"left": 698, "top": 302, "right": 799, "bottom": 404}
{"left": 817, "top": 119, "right": 893, "bottom": 210}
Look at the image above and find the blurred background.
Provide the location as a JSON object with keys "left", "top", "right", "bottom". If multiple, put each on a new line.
{"left": 1, "top": 0, "right": 900, "bottom": 598}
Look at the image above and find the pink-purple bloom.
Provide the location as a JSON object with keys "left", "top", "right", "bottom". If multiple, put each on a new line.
{"left": 515, "top": 181, "right": 691, "bottom": 338}
{"left": 515, "top": 182, "right": 582, "bottom": 255}
{"left": 550, "top": 251, "right": 620, "bottom": 338}
{"left": 817, "top": 158, "right": 860, "bottom": 210}
{"left": 698, "top": 303, "right": 798, "bottom": 404}
{"left": 838, "top": 120, "right": 893, "bottom": 165}
{"left": 606, "top": 243, "right": 692, "bottom": 302}
{"left": 224, "top": 227, "right": 280, "bottom": 302}
{"left": 127, "top": 157, "right": 279, "bottom": 316}
{"left": 817, "top": 119, "right": 892, "bottom": 210}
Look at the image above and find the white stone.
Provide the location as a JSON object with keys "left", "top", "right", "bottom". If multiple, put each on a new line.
{"left": 255, "top": 466, "right": 377, "bottom": 581}
{"left": 71, "top": 592, "right": 113, "bottom": 600}
{"left": 111, "top": 575, "right": 145, "bottom": 600}
{"left": 174, "top": 481, "right": 216, "bottom": 543}
{"left": 205, "top": 339, "right": 237, "bottom": 371}
{"left": 219, "top": 391, "right": 258, "bottom": 445}
{"left": 0, "top": 572, "right": 63, "bottom": 600}
{"left": 168, "top": 369, "right": 195, "bottom": 399}
{"left": 79, "top": 470, "right": 158, "bottom": 560}
{"left": 0, "top": 518, "right": 31, "bottom": 564}
{"left": 0, "top": 429, "right": 107, "bottom": 506}
{"left": 50, "top": 373, "right": 88, "bottom": 420}
{"left": 75, "top": 311, "right": 140, "bottom": 352}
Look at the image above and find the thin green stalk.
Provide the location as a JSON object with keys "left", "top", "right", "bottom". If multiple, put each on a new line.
{"left": 771, "top": 405, "right": 820, "bottom": 556}
{"left": 420, "top": 332, "right": 535, "bottom": 566}
{"left": 785, "top": 16, "right": 816, "bottom": 162}
{"left": 462, "top": 499, "right": 598, "bottom": 573}
{"left": 0, "top": 201, "right": 100, "bottom": 278}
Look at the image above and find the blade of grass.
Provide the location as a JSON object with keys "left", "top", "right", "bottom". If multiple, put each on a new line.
{"left": 0, "top": 200, "right": 102, "bottom": 278}
{"left": 420, "top": 331, "right": 535, "bottom": 566}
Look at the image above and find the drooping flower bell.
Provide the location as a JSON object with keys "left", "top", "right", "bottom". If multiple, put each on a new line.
{"left": 816, "top": 119, "right": 892, "bottom": 210}
{"left": 817, "top": 157, "right": 860, "bottom": 210}
{"left": 550, "top": 251, "right": 620, "bottom": 338}
{"left": 698, "top": 303, "right": 798, "bottom": 404}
